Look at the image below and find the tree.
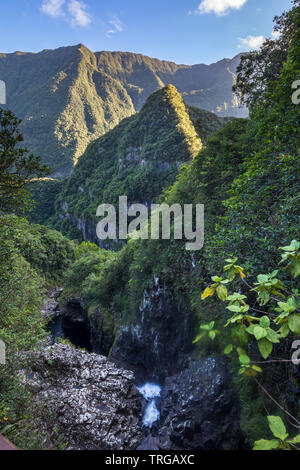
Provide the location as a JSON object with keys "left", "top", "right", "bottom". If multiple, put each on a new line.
{"left": 233, "top": 0, "right": 300, "bottom": 111}
{"left": 0, "top": 109, "right": 50, "bottom": 212}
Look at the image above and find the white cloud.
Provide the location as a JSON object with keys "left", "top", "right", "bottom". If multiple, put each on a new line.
{"left": 68, "top": 0, "right": 91, "bottom": 27}
{"left": 106, "top": 16, "right": 123, "bottom": 38}
{"left": 41, "top": 0, "right": 66, "bottom": 18}
{"left": 238, "top": 35, "right": 265, "bottom": 50}
{"left": 195, "top": 0, "right": 247, "bottom": 16}
{"left": 41, "top": 0, "right": 91, "bottom": 27}
{"left": 271, "top": 30, "right": 281, "bottom": 39}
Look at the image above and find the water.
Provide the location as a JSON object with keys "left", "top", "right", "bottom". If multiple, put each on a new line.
{"left": 137, "top": 383, "right": 162, "bottom": 428}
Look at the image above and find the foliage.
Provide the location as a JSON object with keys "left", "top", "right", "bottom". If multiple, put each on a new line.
{"left": 199, "top": 241, "right": 299, "bottom": 360}
{"left": 0, "top": 214, "right": 75, "bottom": 448}
{"left": 233, "top": 0, "right": 299, "bottom": 111}
{"left": 199, "top": 241, "right": 300, "bottom": 447}
{"left": 253, "top": 416, "right": 300, "bottom": 450}
{"left": 0, "top": 108, "right": 50, "bottom": 212}
{"left": 28, "top": 178, "right": 64, "bottom": 225}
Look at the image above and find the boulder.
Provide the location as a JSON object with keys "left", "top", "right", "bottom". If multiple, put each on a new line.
{"left": 21, "top": 344, "right": 143, "bottom": 450}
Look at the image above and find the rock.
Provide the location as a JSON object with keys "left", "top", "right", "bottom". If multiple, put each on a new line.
{"left": 60, "top": 297, "right": 86, "bottom": 324}
{"left": 41, "top": 287, "right": 63, "bottom": 322}
{"left": 90, "top": 307, "right": 115, "bottom": 356}
{"left": 111, "top": 278, "right": 193, "bottom": 381}
{"left": 158, "top": 357, "right": 243, "bottom": 450}
{"left": 21, "top": 344, "right": 143, "bottom": 450}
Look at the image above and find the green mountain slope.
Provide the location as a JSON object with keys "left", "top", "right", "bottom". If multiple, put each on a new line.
{"left": 51, "top": 85, "right": 219, "bottom": 240}
{"left": 0, "top": 45, "right": 247, "bottom": 176}
{"left": 0, "top": 45, "right": 135, "bottom": 176}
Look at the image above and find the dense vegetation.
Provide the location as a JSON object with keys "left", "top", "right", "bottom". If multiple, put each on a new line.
{"left": 0, "top": 214, "right": 75, "bottom": 448}
{"left": 43, "top": 85, "right": 231, "bottom": 239}
{"left": 0, "top": 109, "right": 75, "bottom": 447}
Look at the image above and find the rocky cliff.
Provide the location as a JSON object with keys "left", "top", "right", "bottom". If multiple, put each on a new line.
{"left": 111, "top": 278, "right": 193, "bottom": 381}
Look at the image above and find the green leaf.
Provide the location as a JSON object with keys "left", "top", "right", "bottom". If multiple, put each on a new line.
{"left": 266, "top": 328, "right": 280, "bottom": 344}
{"left": 192, "top": 332, "right": 206, "bottom": 344}
{"left": 211, "top": 276, "right": 222, "bottom": 283}
{"left": 288, "top": 315, "right": 300, "bottom": 334}
{"left": 253, "top": 326, "right": 267, "bottom": 341}
{"left": 280, "top": 240, "right": 300, "bottom": 252}
{"left": 257, "top": 274, "right": 269, "bottom": 283}
{"left": 246, "top": 325, "right": 255, "bottom": 335}
{"left": 200, "top": 321, "right": 215, "bottom": 331}
{"left": 239, "top": 354, "right": 250, "bottom": 365}
{"left": 287, "top": 434, "right": 300, "bottom": 444}
{"left": 224, "top": 344, "right": 233, "bottom": 355}
{"left": 278, "top": 322, "right": 290, "bottom": 338}
{"left": 216, "top": 284, "right": 228, "bottom": 301}
{"left": 260, "top": 316, "right": 270, "bottom": 328}
{"left": 253, "top": 439, "right": 280, "bottom": 450}
{"left": 290, "top": 260, "right": 300, "bottom": 278}
{"left": 258, "top": 338, "right": 273, "bottom": 359}
{"left": 267, "top": 416, "right": 288, "bottom": 441}
{"left": 227, "top": 293, "right": 247, "bottom": 302}
{"left": 258, "top": 290, "right": 270, "bottom": 305}
{"left": 287, "top": 296, "right": 297, "bottom": 311}
{"left": 208, "top": 331, "right": 216, "bottom": 340}
{"left": 226, "top": 305, "right": 243, "bottom": 313}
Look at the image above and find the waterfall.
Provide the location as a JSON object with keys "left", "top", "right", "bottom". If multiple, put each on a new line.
{"left": 137, "top": 383, "right": 161, "bottom": 428}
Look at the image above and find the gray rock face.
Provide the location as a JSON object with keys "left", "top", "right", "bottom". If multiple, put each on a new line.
{"left": 60, "top": 297, "right": 86, "bottom": 324}
{"left": 21, "top": 344, "right": 143, "bottom": 450}
{"left": 41, "top": 287, "right": 63, "bottom": 322}
{"left": 111, "top": 278, "right": 193, "bottom": 381}
{"left": 157, "top": 358, "right": 243, "bottom": 450}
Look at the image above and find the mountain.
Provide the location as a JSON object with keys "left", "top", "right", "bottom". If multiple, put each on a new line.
{"left": 95, "top": 50, "right": 247, "bottom": 117}
{"left": 0, "top": 45, "right": 247, "bottom": 176}
{"left": 38, "top": 85, "right": 227, "bottom": 241}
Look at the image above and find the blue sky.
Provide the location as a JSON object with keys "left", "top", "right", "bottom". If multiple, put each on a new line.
{"left": 0, "top": 0, "right": 293, "bottom": 64}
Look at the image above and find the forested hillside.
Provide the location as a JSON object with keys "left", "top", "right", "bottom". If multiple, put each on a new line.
{"left": 0, "top": 45, "right": 246, "bottom": 176}
{"left": 30, "top": 85, "right": 229, "bottom": 240}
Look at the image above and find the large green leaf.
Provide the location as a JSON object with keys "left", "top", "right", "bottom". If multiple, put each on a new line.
{"left": 267, "top": 416, "right": 288, "bottom": 441}
{"left": 260, "top": 316, "right": 270, "bottom": 328}
{"left": 266, "top": 328, "right": 280, "bottom": 344}
{"left": 288, "top": 315, "right": 300, "bottom": 334}
{"left": 258, "top": 338, "right": 273, "bottom": 359}
{"left": 254, "top": 326, "right": 267, "bottom": 341}
{"left": 253, "top": 439, "right": 280, "bottom": 450}
{"left": 216, "top": 284, "right": 228, "bottom": 301}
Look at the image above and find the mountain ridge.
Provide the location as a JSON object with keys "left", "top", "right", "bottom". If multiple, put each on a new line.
{"left": 0, "top": 44, "right": 247, "bottom": 176}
